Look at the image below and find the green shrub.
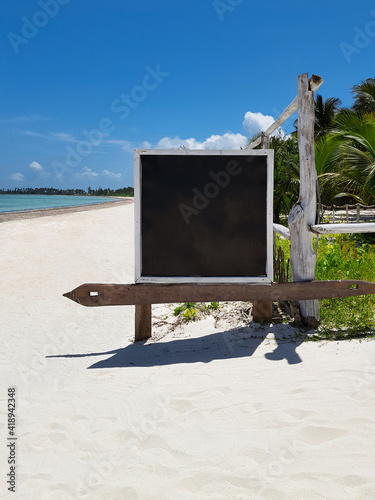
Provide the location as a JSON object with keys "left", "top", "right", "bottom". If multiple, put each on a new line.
{"left": 275, "top": 233, "right": 375, "bottom": 334}
{"left": 182, "top": 308, "right": 197, "bottom": 321}
{"left": 173, "top": 305, "right": 186, "bottom": 316}
{"left": 173, "top": 301, "right": 220, "bottom": 322}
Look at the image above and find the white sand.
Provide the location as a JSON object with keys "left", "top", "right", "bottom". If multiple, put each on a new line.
{"left": 1, "top": 203, "right": 375, "bottom": 499}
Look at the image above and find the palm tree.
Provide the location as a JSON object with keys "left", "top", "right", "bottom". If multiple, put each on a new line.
{"left": 271, "top": 136, "right": 300, "bottom": 222}
{"left": 314, "top": 94, "right": 342, "bottom": 139}
{"left": 328, "top": 111, "right": 375, "bottom": 204}
{"left": 352, "top": 78, "right": 375, "bottom": 114}
{"left": 315, "top": 135, "right": 343, "bottom": 207}
{"left": 293, "top": 94, "right": 341, "bottom": 139}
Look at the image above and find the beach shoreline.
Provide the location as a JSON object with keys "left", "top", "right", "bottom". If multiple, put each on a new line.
{"left": 0, "top": 197, "right": 133, "bottom": 223}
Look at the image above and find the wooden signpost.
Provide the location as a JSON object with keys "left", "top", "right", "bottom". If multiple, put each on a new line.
{"left": 132, "top": 148, "right": 274, "bottom": 339}
{"left": 65, "top": 281, "right": 375, "bottom": 306}
{"left": 64, "top": 73, "right": 375, "bottom": 340}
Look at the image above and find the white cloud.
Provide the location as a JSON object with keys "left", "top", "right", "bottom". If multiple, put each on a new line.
{"left": 0, "top": 115, "right": 49, "bottom": 124}
{"left": 102, "top": 169, "right": 122, "bottom": 179}
{"left": 29, "top": 161, "right": 43, "bottom": 171}
{"left": 50, "top": 132, "right": 78, "bottom": 143}
{"left": 113, "top": 111, "right": 287, "bottom": 157}
{"left": 9, "top": 173, "right": 24, "bottom": 181}
{"left": 105, "top": 139, "right": 152, "bottom": 153}
{"left": 21, "top": 130, "right": 78, "bottom": 142}
{"left": 242, "top": 111, "right": 275, "bottom": 138}
{"left": 29, "top": 161, "right": 50, "bottom": 179}
{"left": 155, "top": 132, "right": 248, "bottom": 150}
{"left": 76, "top": 167, "right": 99, "bottom": 179}
{"left": 105, "top": 139, "right": 134, "bottom": 152}
{"left": 22, "top": 130, "right": 49, "bottom": 139}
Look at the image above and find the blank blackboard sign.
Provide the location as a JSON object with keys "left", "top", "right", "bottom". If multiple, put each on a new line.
{"left": 134, "top": 149, "right": 274, "bottom": 283}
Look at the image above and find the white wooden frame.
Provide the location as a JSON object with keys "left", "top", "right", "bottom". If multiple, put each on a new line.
{"left": 134, "top": 148, "right": 274, "bottom": 284}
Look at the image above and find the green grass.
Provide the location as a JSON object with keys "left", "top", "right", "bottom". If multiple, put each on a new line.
{"left": 275, "top": 233, "right": 375, "bottom": 338}
{"left": 172, "top": 236, "right": 375, "bottom": 339}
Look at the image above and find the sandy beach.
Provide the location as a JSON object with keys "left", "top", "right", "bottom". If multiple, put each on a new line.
{"left": 1, "top": 201, "right": 375, "bottom": 499}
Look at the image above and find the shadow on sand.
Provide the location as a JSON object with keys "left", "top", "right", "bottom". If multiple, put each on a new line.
{"left": 47, "top": 324, "right": 306, "bottom": 369}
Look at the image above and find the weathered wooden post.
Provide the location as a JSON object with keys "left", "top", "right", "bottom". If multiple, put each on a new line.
{"left": 135, "top": 303, "right": 152, "bottom": 341}
{"left": 288, "top": 73, "right": 323, "bottom": 328}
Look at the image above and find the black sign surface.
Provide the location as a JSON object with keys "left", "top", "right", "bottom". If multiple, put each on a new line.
{"left": 135, "top": 150, "right": 273, "bottom": 282}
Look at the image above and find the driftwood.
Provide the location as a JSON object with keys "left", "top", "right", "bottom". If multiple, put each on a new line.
{"left": 247, "top": 75, "right": 322, "bottom": 150}
{"left": 310, "top": 222, "right": 375, "bottom": 235}
{"left": 273, "top": 223, "right": 291, "bottom": 240}
{"left": 247, "top": 99, "right": 298, "bottom": 149}
{"left": 251, "top": 74, "right": 323, "bottom": 325}
{"left": 288, "top": 74, "right": 322, "bottom": 328}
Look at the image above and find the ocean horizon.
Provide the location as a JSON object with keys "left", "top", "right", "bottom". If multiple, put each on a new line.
{"left": 0, "top": 194, "right": 116, "bottom": 214}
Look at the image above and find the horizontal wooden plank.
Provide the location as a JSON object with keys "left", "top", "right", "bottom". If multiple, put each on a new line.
{"left": 63, "top": 280, "right": 375, "bottom": 307}
{"left": 310, "top": 223, "right": 375, "bottom": 235}
{"left": 273, "top": 223, "right": 291, "bottom": 240}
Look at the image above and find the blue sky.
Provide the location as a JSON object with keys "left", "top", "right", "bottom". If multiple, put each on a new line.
{"left": 1, "top": 0, "right": 374, "bottom": 190}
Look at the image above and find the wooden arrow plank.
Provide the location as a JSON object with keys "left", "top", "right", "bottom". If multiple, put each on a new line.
{"left": 63, "top": 280, "right": 375, "bottom": 307}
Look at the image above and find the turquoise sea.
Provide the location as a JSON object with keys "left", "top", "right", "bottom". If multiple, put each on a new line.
{"left": 0, "top": 194, "right": 116, "bottom": 214}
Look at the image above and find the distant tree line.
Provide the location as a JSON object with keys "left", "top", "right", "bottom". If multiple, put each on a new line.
{"left": 87, "top": 186, "right": 134, "bottom": 197}
{"left": 0, "top": 186, "right": 134, "bottom": 197}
